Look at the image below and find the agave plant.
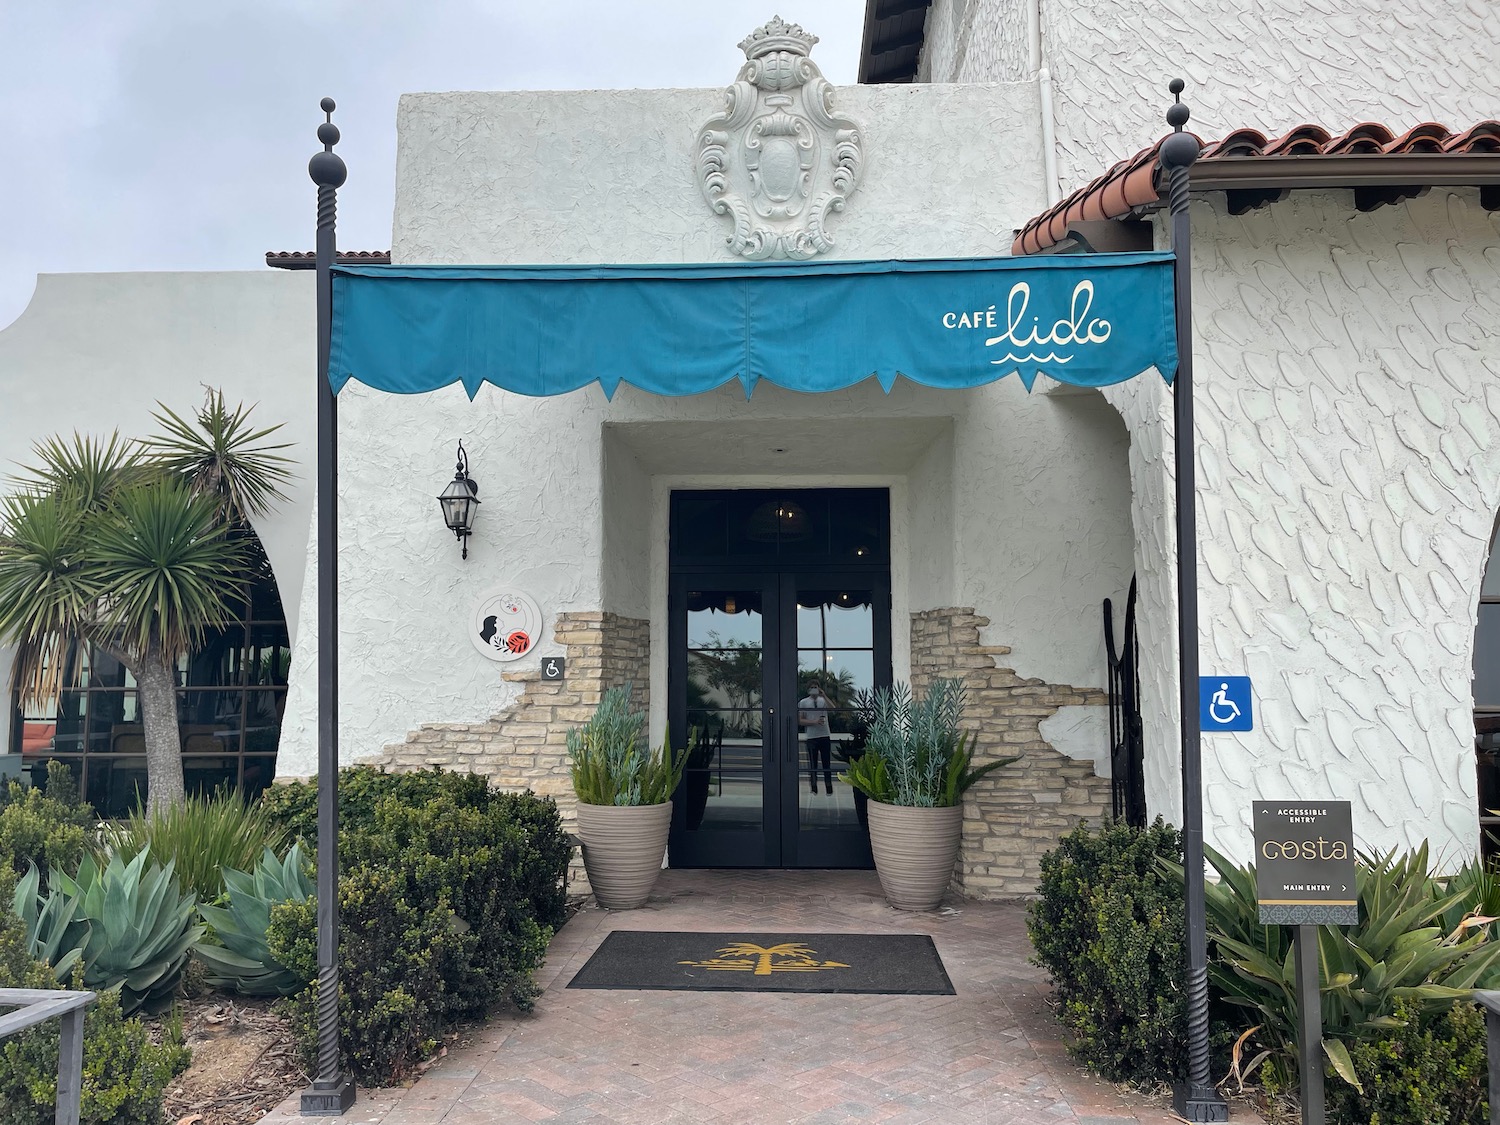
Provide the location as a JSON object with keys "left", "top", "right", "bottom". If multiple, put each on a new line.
{"left": 194, "top": 844, "right": 314, "bottom": 996}
{"left": 1181, "top": 842, "right": 1500, "bottom": 1092}
{"left": 11, "top": 863, "right": 89, "bottom": 980}
{"left": 47, "top": 848, "right": 203, "bottom": 1015}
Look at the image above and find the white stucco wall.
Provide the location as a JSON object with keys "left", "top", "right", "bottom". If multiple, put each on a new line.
{"left": 267, "top": 74, "right": 1138, "bottom": 776}
{"left": 922, "top": 0, "right": 1500, "bottom": 196}
{"left": 0, "top": 271, "right": 315, "bottom": 756}
{"left": 391, "top": 82, "right": 1046, "bottom": 264}
{"left": 283, "top": 371, "right": 1133, "bottom": 775}
{"left": 1108, "top": 190, "right": 1500, "bottom": 863}
{"left": 907, "top": 424, "right": 957, "bottom": 612}
{"left": 601, "top": 428, "right": 654, "bottom": 621}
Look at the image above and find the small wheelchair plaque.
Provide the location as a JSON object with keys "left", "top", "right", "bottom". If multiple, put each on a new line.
{"left": 541, "top": 656, "right": 566, "bottom": 681}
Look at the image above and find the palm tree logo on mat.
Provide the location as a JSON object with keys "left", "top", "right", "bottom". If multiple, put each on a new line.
{"left": 679, "top": 942, "right": 849, "bottom": 975}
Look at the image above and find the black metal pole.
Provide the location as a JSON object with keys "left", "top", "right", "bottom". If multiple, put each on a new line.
{"left": 301, "top": 98, "right": 355, "bottom": 1117}
{"left": 1478, "top": 991, "right": 1500, "bottom": 1125}
{"left": 1295, "top": 925, "right": 1325, "bottom": 1124}
{"left": 1161, "top": 79, "right": 1227, "bottom": 1124}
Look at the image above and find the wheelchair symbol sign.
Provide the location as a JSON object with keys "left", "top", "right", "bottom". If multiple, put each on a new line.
{"left": 1199, "top": 676, "right": 1253, "bottom": 732}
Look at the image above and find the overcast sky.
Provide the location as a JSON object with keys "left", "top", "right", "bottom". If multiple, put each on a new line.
{"left": 0, "top": 1, "right": 867, "bottom": 329}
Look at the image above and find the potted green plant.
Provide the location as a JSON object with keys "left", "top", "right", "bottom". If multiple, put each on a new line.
{"left": 844, "top": 678, "right": 1019, "bottom": 910}
{"left": 682, "top": 723, "right": 717, "bottom": 831}
{"left": 567, "top": 686, "right": 687, "bottom": 909}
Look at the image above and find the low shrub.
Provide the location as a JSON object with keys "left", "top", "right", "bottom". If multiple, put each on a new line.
{"left": 1028, "top": 818, "right": 1190, "bottom": 1084}
{"left": 0, "top": 762, "right": 94, "bottom": 878}
{"left": 262, "top": 768, "right": 571, "bottom": 1085}
{"left": 1328, "top": 1001, "right": 1488, "bottom": 1125}
{"left": 261, "top": 765, "right": 491, "bottom": 844}
{"left": 268, "top": 867, "right": 458, "bottom": 1085}
{"left": 99, "top": 787, "right": 288, "bottom": 902}
{"left": 0, "top": 874, "right": 190, "bottom": 1125}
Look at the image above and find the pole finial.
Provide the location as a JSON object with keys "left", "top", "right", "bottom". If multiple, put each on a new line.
{"left": 1159, "top": 78, "right": 1199, "bottom": 170}
{"left": 309, "top": 97, "right": 348, "bottom": 189}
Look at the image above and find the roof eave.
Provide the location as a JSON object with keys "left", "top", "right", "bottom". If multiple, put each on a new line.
{"left": 1193, "top": 152, "right": 1500, "bottom": 191}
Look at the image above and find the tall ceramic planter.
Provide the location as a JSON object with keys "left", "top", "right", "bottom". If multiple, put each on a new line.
{"left": 866, "top": 800, "right": 963, "bottom": 911}
{"left": 575, "top": 801, "right": 672, "bottom": 910}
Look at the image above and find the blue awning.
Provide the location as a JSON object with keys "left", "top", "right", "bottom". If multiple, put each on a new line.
{"left": 328, "top": 253, "right": 1178, "bottom": 399}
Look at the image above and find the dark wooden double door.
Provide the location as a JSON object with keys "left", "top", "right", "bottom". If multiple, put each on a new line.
{"left": 667, "top": 489, "right": 891, "bottom": 869}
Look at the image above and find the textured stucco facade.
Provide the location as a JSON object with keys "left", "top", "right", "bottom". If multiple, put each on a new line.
{"left": 918, "top": 1, "right": 1500, "bottom": 864}
{"left": 4, "top": 11, "right": 1497, "bottom": 893}
{"left": 270, "top": 78, "right": 1135, "bottom": 799}
{"left": 919, "top": 0, "right": 1500, "bottom": 197}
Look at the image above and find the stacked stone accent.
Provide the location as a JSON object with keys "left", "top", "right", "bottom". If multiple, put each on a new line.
{"left": 381, "top": 611, "right": 651, "bottom": 893}
{"left": 910, "top": 608, "right": 1111, "bottom": 898}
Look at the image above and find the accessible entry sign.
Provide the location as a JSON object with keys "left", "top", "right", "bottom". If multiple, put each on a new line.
{"left": 1252, "top": 801, "right": 1357, "bottom": 926}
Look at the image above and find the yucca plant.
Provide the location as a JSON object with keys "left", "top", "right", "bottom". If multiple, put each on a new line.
{"left": 0, "top": 390, "right": 293, "bottom": 813}
{"left": 11, "top": 864, "right": 89, "bottom": 980}
{"left": 843, "top": 678, "right": 1017, "bottom": 807}
{"left": 46, "top": 849, "right": 203, "bottom": 1015}
{"left": 195, "top": 843, "right": 313, "bottom": 995}
{"left": 99, "top": 785, "right": 289, "bottom": 901}
{"left": 1184, "top": 842, "right": 1500, "bottom": 1093}
{"left": 567, "top": 686, "right": 686, "bottom": 806}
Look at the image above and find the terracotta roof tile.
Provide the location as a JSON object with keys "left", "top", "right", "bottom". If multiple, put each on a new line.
{"left": 265, "top": 250, "right": 391, "bottom": 269}
{"left": 1013, "top": 118, "right": 1500, "bottom": 255}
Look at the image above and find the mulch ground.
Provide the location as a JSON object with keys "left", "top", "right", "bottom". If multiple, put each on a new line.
{"left": 160, "top": 997, "right": 307, "bottom": 1125}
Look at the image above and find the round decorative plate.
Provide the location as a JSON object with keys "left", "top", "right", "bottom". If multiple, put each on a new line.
{"left": 470, "top": 588, "right": 544, "bottom": 663}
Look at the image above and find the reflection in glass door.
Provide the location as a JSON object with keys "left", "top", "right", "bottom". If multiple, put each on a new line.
{"left": 674, "top": 577, "right": 778, "bottom": 865}
{"left": 667, "top": 489, "right": 891, "bottom": 869}
{"left": 781, "top": 577, "right": 887, "bottom": 867}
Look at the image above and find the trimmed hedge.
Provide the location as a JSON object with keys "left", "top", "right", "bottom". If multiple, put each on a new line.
{"left": 1028, "top": 817, "right": 1191, "bottom": 1084}
{"left": 0, "top": 762, "right": 94, "bottom": 879}
{"left": 1330, "top": 1001, "right": 1488, "bottom": 1125}
{"left": 263, "top": 767, "right": 571, "bottom": 1085}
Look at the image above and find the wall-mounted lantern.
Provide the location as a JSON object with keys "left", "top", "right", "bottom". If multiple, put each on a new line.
{"left": 436, "top": 440, "right": 481, "bottom": 559}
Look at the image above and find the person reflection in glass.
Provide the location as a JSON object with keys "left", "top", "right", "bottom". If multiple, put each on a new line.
{"left": 798, "top": 682, "right": 833, "bottom": 795}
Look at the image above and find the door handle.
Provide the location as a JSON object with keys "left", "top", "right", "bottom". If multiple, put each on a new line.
{"left": 766, "top": 707, "right": 774, "bottom": 762}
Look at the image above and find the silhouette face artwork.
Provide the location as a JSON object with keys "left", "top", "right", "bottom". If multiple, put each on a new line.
{"left": 470, "top": 589, "right": 544, "bottom": 663}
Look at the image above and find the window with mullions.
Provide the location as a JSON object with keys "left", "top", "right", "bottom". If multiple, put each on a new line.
{"left": 1477, "top": 531, "right": 1500, "bottom": 858}
{"left": 10, "top": 562, "right": 289, "bottom": 817}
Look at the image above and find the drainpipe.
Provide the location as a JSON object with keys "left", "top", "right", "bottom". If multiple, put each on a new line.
{"left": 1033, "top": 0, "right": 1061, "bottom": 206}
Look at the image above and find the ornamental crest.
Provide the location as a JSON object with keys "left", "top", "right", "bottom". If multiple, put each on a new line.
{"left": 695, "top": 17, "right": 864, "bottom": 260}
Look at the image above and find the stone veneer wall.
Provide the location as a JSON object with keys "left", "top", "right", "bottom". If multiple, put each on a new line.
{"left": 910, "top": 608, "right": 1111, "bottom": 897}
{"left": 380, "top": 611, "right": 651, "bottom": 891}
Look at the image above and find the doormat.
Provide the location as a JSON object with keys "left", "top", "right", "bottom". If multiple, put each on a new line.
{"left": 566, "top": 931, "right": 955, "bottom": 995}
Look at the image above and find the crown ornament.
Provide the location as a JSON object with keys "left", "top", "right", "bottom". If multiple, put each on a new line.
{"left": 738, "top": 15, "right": 818, "bottom": 59}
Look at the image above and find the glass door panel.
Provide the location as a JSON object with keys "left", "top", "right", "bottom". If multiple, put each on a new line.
{"left": 668, "top": 490, "right": 892, "bottom": 871}
{"left": 671, "top": 576, "right": 780, "bottom": 866}
{"left": 780, "top": 577, "right": 888, "bottom": 868}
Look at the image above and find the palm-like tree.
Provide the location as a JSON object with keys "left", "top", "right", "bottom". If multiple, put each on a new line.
{"left": 717, "top": 941, "right": 818, "bottom": 975}
{"left": 0, "top": 391, "right": 293, "bottom": 814}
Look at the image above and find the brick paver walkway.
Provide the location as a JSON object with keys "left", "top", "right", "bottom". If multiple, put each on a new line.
{"left": 262, "top": 870, "right": 1261, "bottom": 1124}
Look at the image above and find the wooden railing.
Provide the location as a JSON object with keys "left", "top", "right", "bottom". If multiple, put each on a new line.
{"left": 0, "top": 987, "right": 95, "bottom": 1125}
